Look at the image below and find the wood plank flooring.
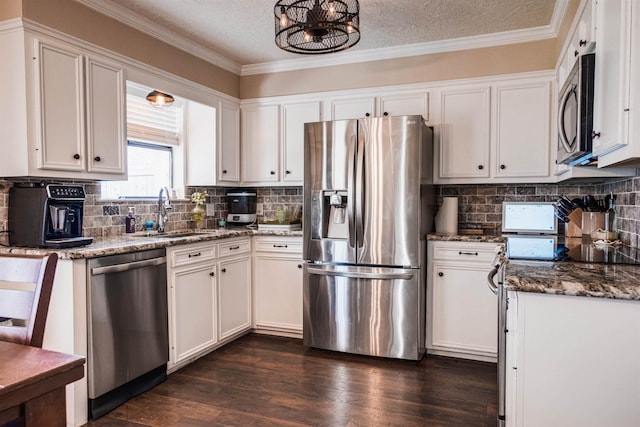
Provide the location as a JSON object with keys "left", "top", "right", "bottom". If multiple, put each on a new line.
{"left": 86, "top": 334, "right": 497, "bottom": 426}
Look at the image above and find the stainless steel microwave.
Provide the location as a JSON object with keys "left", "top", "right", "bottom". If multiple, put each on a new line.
{"left": 557, "top": 53, "right": 595, "bottom": 166}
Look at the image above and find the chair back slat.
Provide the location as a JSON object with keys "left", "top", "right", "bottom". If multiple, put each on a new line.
{"left": 0, "top": 253, "right": 58, "bottom": 347}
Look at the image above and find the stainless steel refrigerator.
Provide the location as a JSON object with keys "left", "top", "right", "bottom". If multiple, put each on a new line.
{"left": 303, "top": 115, "right": 433, "bottom": 360}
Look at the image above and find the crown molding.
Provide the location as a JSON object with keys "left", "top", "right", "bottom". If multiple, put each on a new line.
{"left": 74, "top": 0, "right": 241, "bottom": 75}
{"left": 73, "top": 0, "right": 567, "bottom": 78}
{"left": 0, "top": 18, "right": 23, "bottom": 35}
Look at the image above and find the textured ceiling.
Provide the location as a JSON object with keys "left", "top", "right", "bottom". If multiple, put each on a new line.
{"left": 93, "top": 0, "right": 558, "bottom": 66}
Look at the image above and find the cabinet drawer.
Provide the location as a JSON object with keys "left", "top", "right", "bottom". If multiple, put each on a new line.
{"left": 169, "top": 242, "right": 217, "bottom": 267}
{"left": 430, "top": 242, "right": 499, "bottom": 263}
{"left": 254, "top": 237, "right": 302, "bottom": 253}
{"left": 217, "top": 238, "right": 251, "bottom": 258}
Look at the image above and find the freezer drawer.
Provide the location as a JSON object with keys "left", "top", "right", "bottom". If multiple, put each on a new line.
{"left": 303, "top": 264, "right": 425, "bottom": 360}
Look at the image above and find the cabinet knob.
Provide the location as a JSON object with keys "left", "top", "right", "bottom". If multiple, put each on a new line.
{"left": 286, "top": 170, "right": 291, "bottom": 175}
{"left": 94, "top": 156, "right": 101, "bottom": 162}
{"left": 270, "top": 171, "right": 276, "bottom": 175}
{"left": 579, "top": 39, "right": 587, "bottom": 47}
{"left": 592, "top": 131, "right": 601, "bottom": 139}
{"left": 500, "top": 164, "right": 506, "bottom": 170}
{"left": 209, "top": 272, "right": 215, "bottom": 277}
{"left": 221, "top": 268, "right": 226, "bottom": 273}
{"left": 383, "top": 112, "right": 389, "bottom": 116}
{"left": 365, "top": 113, "right": 370, "bottom": 117}
{"left": 222, "top": 169, "right": 227, "bottom": 174}
{"left": 298, "top": 264, "right": 302, "bottom": 269}
{"left": 73, "top": 154, "right": 80, "bottom": 160}
{"left": 477, "top": 165, "right": 484, "bottom": 170}
{"left": 438, "top": 272, "right": 444, "bottom": 277}
{"left": 574, "top": 50, "right": 579, "bottom": 57}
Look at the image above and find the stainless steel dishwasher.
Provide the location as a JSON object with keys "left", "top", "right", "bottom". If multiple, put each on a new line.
{"left": 87, "top": 248, "right": 168, "bottom": 419}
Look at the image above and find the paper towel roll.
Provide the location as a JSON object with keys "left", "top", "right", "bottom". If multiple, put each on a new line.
{"left": 435, "top": 197, "right": 458, "bottom": 235}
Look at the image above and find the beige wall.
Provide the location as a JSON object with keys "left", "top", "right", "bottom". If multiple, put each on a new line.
{"left": 241, "top": 39, "right": 557, "bottom": 99}
{"left": 0, "top": 0, "right": 22, "bottom": 20}
{"left": 21, "top": 0, "right": 240, "bottom": 98}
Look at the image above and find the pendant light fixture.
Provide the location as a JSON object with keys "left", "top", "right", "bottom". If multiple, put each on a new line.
{"left": 274, "top": 0, "right": 360, "bottom": 55}
{"left": 146, "top": 90, "right": 175, "bottom": 108}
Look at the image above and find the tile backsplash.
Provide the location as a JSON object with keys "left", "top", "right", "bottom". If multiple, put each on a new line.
{"left": 2, "top": 172, "right": 639, "bottom": 247}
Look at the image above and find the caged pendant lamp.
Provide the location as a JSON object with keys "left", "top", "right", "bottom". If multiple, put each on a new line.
{"left": 146, "top": 90, "right": 175, "bottom": 108}
{"left": 274, "top": 0, "right": 360, "bottom": 54}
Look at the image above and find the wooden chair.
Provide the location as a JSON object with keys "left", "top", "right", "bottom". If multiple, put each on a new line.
{"left": 0, "top": 253, "right": 58, "bottom": 348}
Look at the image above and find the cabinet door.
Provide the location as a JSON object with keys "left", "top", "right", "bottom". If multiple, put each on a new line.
{"left": 184, "top": 100, "right": 217, "bottom": 185}
{"left": 218, "top": 99, "right": 240, "bottom": 183}
{"left": 254, "top": 255, "right": 303, "bottom": 333}
{"left": 34, "top": 39, "right": 85, "bottom": 172}
{"left": 592, "top": 0, "right": 631, "bottom": 156}
{"left": 169, "top": 263, "right": 217, "bottom": 364}
{"left": 218, "top": 256, "right": 252, "bottom": 340}
{"left": 439, "top": 87, "right": 491, "bottom": 179}
{"left": 282, "top": 101, "right": 321, "bottom": 183}
{"left": 241, "top": 104, "right": 279, "bottom": 182}
{"left": 494, "top": 82, "right": 550, "bottom": 178}
{"left": 430, "top": 263, "right": 497, "bottom": 356}
{"left": 85, "top": 55, "right": 126, "bottom": 175}
{"left": 378, "top": 93, "right": 429, "bottom": 120}
{"left": 329, "top": 97, "right": 375, "bottom": 120}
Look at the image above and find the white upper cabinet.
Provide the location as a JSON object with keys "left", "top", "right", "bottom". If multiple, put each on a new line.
{"left": 378, "top": 92, "right": 429, "bottom": 120}
{"left": 241, "top": 104, "right": 280, "bottom": 183}
{"left": 184, "top": 100, "right": 217, "bottom": 186}
{"left": 438, "top": 86, "right": 491, "bottom": 180}
{"left": 328, "top": 97, "right": 375, "bottom": 120}
{"left": 218, "top": 99, "right": 241, "bottom": 183}
{"left": 493, "top": 81, "right": 551, "bottom": 178}
{"left": 282, "top": 101, "right": 320, "bottom": 184}
{"left": 0, "top": 31, "right": 127, "bottom": 180}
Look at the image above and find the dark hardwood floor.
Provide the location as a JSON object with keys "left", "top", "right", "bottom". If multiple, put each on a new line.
{"left": 86, "top": 334, "right": 496, "bottom": 426}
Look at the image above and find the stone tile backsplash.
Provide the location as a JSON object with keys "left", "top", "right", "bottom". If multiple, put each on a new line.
{"left": 2, "top": 172, "right": 639, "bottom": 247}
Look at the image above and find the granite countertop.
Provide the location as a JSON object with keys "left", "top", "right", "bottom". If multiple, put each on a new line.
{"left": 505, "top": 260, "right": 640, "bottom": 301}
{"left": 427, "top": 233, "right": 507, "bottom": 244}
{"left": 0, "top": 228, "right": 303, "bottom": 260}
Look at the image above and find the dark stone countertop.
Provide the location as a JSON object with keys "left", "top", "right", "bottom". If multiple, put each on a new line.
{"left": 427, "top": 233, "right": 507, "bottom": 244}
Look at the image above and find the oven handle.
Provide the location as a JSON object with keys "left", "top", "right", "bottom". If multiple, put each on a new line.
{"left": 558, "top": 83, "right": 577, "bottom": 153}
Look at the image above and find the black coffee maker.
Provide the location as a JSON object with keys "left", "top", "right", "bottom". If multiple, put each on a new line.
{"left": 9, "top": 182, "right": 93, "bottom": 248}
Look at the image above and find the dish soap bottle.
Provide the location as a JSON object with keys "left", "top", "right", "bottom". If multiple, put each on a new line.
{"left": 125, "top": 207, "right": 136, "bottom": 233}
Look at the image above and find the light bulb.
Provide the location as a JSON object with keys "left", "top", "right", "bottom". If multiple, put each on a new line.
{"left": 327, "top": 1, "right": 336, "bottom": 15}
{"left": 346, "top": 21, "right": 354, "bottom": 33}
{"left": 304, "top": 31, "right": 312, "bottom": 42}
{"left": 279, "top": 7, "right": 288, "bottom": 27}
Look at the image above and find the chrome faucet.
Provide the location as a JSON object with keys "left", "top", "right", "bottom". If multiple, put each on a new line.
{"left": 157, "top": 187, "right": 172, "bottom": 233}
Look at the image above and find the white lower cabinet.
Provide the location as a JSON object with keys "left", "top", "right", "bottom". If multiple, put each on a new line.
{"left": 506, "top": 291, "right": 640, "bottom": 427}
{"left": 253, "top": 236, "right": 303, "bottom": 336}
{"left": 167, "top": 237, "right": 252, "bottom": 372}
{"left": 426, "top": 240, "right": 499, "bottom": 361}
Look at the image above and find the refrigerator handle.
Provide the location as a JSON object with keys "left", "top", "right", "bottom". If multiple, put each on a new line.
{"left": 347, "top": 134, "right": 357, "bottom": 249}
{"left": 355, "top": 130, "right": 365, "bottom": 248}
{"left": 307, "top": 266, "right": 415, "bottom": 280}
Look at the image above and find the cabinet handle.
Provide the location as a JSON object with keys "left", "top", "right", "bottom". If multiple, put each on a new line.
{"left": 273, "top": 244, "right": 288, "bottom": 248}
{"left": 222, "top": 169, "right": 227, "bottom": 174}
{"left": 574, "top": 50, "right": 579, "bottom": 57}
{"left": 229, "top": 246, "right": 240, "bottom": 250}
{"left": 73, "top": 154, "right": 80, "bottom": 160}
{"left": 365, "top": 113, "right": 370, "bottom": 117}
{"left": 579, "top": 39, "right": 587, "bottom": 47}
{"left": 298, "top": 264, "right": 302, "bottom": 269}
{"left": 188, "top": 252, "right": 202, "bottom": 258}
{"left": 383, "top": 112, "right": 389, "bottom": 116}
{"left": 270, "top": 171, "right": 276, "bottom": 175}
{"left": 500, "top": 164, "right": 506, "bottom": 170}
{"left": 592, "top": 131, "right": 601, "bottom": 139}
{"left": 459, "top": 251, "right": 479, "bottom": 256}
{"left": 286, "top": 170, "right": 291, "bottom": 175}
{"left": 221, "top": 268, "right": 226, "bottom": 273}
{"left": 209, "top": 272, "right": 215, "bottom": 277}
{"left": 438, "top": 272, "right": 444, "bottom": 277}
{"left": 477, "top": 165, "right": 484, "bottom": 170}
{"left": 94, "top": 156, "right": 101, "bottom": 162}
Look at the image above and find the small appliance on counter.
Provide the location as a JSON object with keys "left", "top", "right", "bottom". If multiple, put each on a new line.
{"left": 226, "top": 189, "right": 257, "bottom": 224}
{"left": 8, "top": 182, "right": 93, "bottom": 248}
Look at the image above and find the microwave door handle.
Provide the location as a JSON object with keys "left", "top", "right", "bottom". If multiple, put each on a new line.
{"left": 558, "top": 84, "right": 577, "bottom": 153}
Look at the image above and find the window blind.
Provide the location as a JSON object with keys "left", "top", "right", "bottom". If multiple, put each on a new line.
{"left": 126, "top": 91, "right": 182, "bottom": 145}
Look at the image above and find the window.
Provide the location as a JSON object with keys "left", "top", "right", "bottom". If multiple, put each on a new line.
{"left": 101, "top": 82, "right": 183, "bottom": 199}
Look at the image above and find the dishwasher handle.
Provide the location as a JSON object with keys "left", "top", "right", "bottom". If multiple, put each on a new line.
{"left": 91, "top": 256, "right": 166, "bottom": 276}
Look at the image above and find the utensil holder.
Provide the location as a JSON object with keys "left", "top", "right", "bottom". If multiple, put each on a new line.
{"left": 582, "top": 212, "right": 605, "bottom": 236}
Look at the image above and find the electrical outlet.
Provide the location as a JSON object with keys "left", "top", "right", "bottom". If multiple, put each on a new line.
{"left": 205, "top": 203, "right": 216, "bottom": 217}
{"left": 256, "top": 203, "right": 264, "bottom": 216}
